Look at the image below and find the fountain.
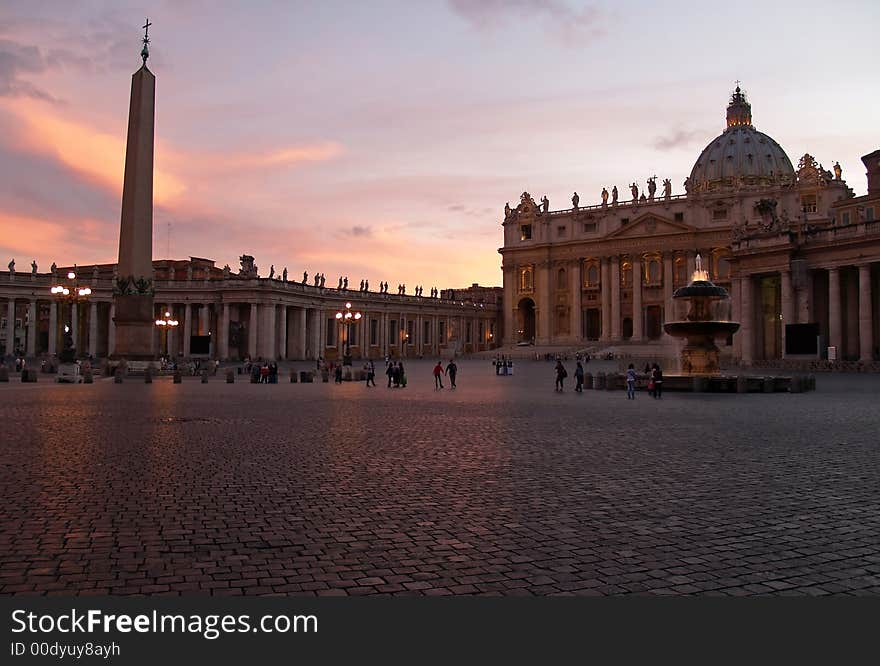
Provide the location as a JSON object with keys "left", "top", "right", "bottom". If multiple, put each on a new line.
{"left": 663, "top": 254, "right": 740, "bottom": 375}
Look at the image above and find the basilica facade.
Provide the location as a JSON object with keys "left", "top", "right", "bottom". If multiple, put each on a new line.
{"left": 500, "top": 88, "right": 880, "bottom": 365}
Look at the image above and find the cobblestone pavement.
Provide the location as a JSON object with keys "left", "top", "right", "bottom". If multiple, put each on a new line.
{"left": 1, "top": 360, "right": 879, "bottom": 596}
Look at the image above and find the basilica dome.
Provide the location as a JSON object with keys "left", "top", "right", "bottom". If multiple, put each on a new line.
{"left": 688, "top": 87, "right": 794, "bottom": 192}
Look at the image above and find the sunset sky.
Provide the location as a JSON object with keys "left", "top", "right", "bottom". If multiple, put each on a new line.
{"left": 1, "top": 0, "right": 877, "bottom": 289}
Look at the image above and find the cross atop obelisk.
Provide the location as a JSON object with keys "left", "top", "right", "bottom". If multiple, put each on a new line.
{"left": 141, "top": 18, "right": 152, "bottom": 65}
{"left": 112, "top": 22, "right": 156, "bottom": 359}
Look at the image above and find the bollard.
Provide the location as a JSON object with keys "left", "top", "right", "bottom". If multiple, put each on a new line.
{"left": 762, "top": 377, "right": 774, "bottom": 393}
{"left": 290, "top": 370, "right": 298, "bottom": 383}
{"left": 226, "top": 369, "right": 235, "bottom": 383}
{"left": 201, "top": 368, "right": 209, "bottom": 383}
{"left": 173, "top": 370, "right": 182, "bottom": 384}
{"left": 584, "top": 372, "right": 593, "bottom": 389}
{"left": 114, "top": 368, "right": 124, "bottom": 383}
{"left": 83, "top": 369, "right": 93, "bottom": 384}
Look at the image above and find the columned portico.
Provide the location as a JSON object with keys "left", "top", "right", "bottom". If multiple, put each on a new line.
{"left": 600, "top": 258, "right": 611, "bottom": 342}
{"left": 780, "top": 270, "right": 794, "bottom": 356}
{"left": 26, "top": 300, "right": 37, "bottom": 357}
{"left": 663, "top": 253, "right": 674, "bottom": 333}
{"left": 610, "top": 258, "right": 621, "bottom": 341}
{"left": 88, "top": 301, "right": 99, "bottom": 358}
{"left": 48, "top": 301, "right": 58, "bottom": 355}
{"left": 182, "top": 303, "right": 192, "bottom": 356}
{"left": 248, "top": 303, "right": 258, "bottom": 359}
{"left": 740, "top": 275, "right": 753, "bottom": 363}
{"left": 570, "top": 260, "right": 582, "bottom": 342}
{"left": 631, "top": 256, "right": 643, "bottom": 342}
{"left": 828, "top": 268, "right": 841, "bottom": 354}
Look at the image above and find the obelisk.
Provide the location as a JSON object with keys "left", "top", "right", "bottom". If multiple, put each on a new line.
{"left": 112, "top": 19, "right": 156, "bottom": 360}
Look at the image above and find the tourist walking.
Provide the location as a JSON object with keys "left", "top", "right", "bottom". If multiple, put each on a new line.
{"left": 386, "top": 362, "right": 395, "bottom": 388}
{"left": 626, "top": 363, "right": 637, "bottom": 400}
{"left": 445, "top": 359, "right": 458, "bottom": 388}
{"left": 398, "top": 362, "right": 407, "bottom": 387}
{"left": 554, "top": 360, "right": 567, "bottom": 392}
{"left": 651, "top": 363, "right": 663, "bottom": 399}
{"left": 433, "top": 361, "right": 444, "bottom": 389}
{"left": 574, "top": 361, "right": 584, "bottom": 392}
{"left": 366, "top": 360, "right": 376, "bottom": 387}
{"left": 334, "top": 364, "right": 343, "bottom": 384}
{"left": 260, "top": 363, "right": 270, "bottom": 384}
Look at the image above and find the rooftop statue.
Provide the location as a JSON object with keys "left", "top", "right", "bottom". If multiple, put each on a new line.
{"left": 282, "top": 267, "right": 287, "bottom": 282}
{"left": 663, "top": 178, "right": 672, "bottom": 199}
{"left": 7, "top": 258, "right": 14, "bottom": 274}
{"left": 833, "top": 161, "right": 842, "bottom": 180}
{"left": 51, "top": 262, "right": 57, "bottom": 277}
{"left": 631, "top": 183, "right": 639, "bottom": 201}
{"left": 541, "top": 196, "right": 549, "bottom": 214}
{"left": 647, "top": 176, "right": 657, "bottom": 200}
{"left": 31, "top": 260, "right": 38, "bottom": 274}
{"left": 601, "top": 188, "right": 608, "bottom": 205}
{"left": 571, "top": 192, "right": 579, "bottom": 209}
{"left": 269, "top": 265, "right": 275, "bottom": 279}
{"left": 611, "top": 185, "right": 618, "bottom": 204}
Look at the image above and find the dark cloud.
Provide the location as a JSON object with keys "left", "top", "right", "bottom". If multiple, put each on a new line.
{"left": 0, "top": 38, "right": 59, "bottom": 102}
{"left": 653, "top": 129, "right": 705, "bottom": 151}
{"left": 448, "top": 0, "right": 604, "bottom": 43}
{"left": 342, "top": 225, "right": 372, "bottom": 237}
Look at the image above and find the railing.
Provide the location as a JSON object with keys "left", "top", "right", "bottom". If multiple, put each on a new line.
{"left": 541, "top": 193, "right": 690, "bottom": 217}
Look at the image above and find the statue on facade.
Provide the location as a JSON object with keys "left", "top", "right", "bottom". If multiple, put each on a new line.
{"left": 343, "top": 276, "right": 348, "bottom": 290}
{"left": 7, "top": 258, "right": 14, "bottom": 275}
{"left": 31, "top": 260, "right": 37, "bottom": 275}
{"left": 833, "top": 161, "right": 842, "bottom": 180}
{"left": 268, "top": 265, "right": 275, "bottom": 279}
{"left": 223, "top": 264, "right": 231, "bottom": 278}
{"left": 541, "top": 196, "right": 549, "bottom": 214}
{"left": 663, "top": 178, "right": 672, "bottom": 199}
{"left": 611, "top": 185, "right": 618, "bottom": 205}
{"left": 630, "top": 183, "right": 639, "bottom": 201}
{"left": 51, "top": 262, "right": 57, "bottom": 277}
{"left": 647, "top": 176, "right": 657, "bottom": 200}
{"left": 601, "top": 188, "right": 608, "bottom": 205}
{"left": 365, "top": 279, "right": 369, "bottom": 291}
{"left": 282, "top": 267, "right": 288, "bottom": 282}
{"left": 684, "top": 177, "right": 692, "bottom": 194}
{"left": 639, "top": 193, "right": 647, "bottom": 203}
{"left": 571, "top": 192, "right": 579, "bottom": 209}
{"left": 337, "top": 276, "right": 343, "bottom": 289}
{"left": 504, "top": 202, "right": 511, "bottom": 220}
{"left": 239, "top": 255, "right": 257, "bottom": 278}
{"left": 360, "top": 279, "right": 365, "bottom": 291}
{"left": 303, "top": 270, "right": 308, "bottom": 285}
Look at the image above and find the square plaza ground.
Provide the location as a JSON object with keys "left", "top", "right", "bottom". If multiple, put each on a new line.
{"left": 1, "top": 360, "right": 878, "bottom": 596}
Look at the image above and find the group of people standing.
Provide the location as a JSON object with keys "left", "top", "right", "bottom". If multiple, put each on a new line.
{"left": 432, "top": 360, "right": 458, "bottom": 389}
{"left": 553, "top": 360, "right": 664, "bottom": 397}
{"left": 385, "top": 360, "right": 407, "bottom": 388}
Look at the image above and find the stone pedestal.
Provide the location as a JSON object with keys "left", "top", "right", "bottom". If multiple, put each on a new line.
{"left": 112, "top": 294, "right": 155, "bottom": 360}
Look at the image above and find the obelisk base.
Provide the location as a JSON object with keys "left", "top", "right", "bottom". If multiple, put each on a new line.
{"left": 111, "top": 294, "right": 155, "bottom": 360}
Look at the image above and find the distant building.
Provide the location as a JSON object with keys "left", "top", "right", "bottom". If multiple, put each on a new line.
{"left": 499, "top": 87, "right": 880, "bottom": 364}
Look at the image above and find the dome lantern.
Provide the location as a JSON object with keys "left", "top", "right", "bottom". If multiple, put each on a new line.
{"left": 726, "top": 85, "right": 752, "bottom": 128}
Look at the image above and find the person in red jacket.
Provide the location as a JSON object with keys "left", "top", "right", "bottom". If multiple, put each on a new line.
{"left": 433, "top": 361, "right": 444, "bottom": 389}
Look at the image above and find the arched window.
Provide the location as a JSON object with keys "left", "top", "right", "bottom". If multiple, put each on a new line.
{"left": 621, "top": 260, "right": 632, "bottom": 288}
{"left": 519, "top": 266, "right": 534, "bottom": 292}
{"left": 644, "top": 254, "right": 662, "bottom": 286}
{"left": 557, "top": 267, "right": 567, "bottom": 290}
{"left": 712, "top": 250, "right": 731, "bottom": 281}
{"left": 585, "top": 261, "right": 600, "bottom": 288}
{"left": 674, "top": 256, "right": 688, "bottom": 286}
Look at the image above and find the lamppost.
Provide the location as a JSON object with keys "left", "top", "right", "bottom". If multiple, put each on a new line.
{"left": 155, "top": 309, "right": 179, "bottom": 360}
{"left": 334, "top": 301, "right": 361, "bottom": 366}
{"left": 50, "top": 270, "right": 92, "bottom": 362}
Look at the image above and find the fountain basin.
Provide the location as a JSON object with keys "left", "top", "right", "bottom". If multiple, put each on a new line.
{"left": 663, "top": 321, "right": 741, "bottom": 338}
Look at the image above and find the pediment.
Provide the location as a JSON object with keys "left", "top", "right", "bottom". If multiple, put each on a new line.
{"left": 604, "top": 214, "right": 696, "bottom": 239}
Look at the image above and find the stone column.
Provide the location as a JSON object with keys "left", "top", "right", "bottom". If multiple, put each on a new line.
{"left": 248, "top": 302, "right": 258, "bottom": 359}
{"left": 219, "top": 303, "right": 230, "bottom": 359}
{"left": 312, "top": 309, "right": 322, "bottom": 360}
{"left": 537, "top": 260, "right": 551, "bottom": 344}
{"left": 859, "top": 264, "right": 873, "bottom": 362}
{"left": 278, "top": 305, "right": 287, "bottom": 359}
{"left": 740, "top": 276, "right": 753, "bottom": 363}
{"left": 182, "top": 303, "right": 192, "bottom": 357}
{"left": 610, "top": 258, "right": 621, "bottom": 341}
{"left": 570, "top": 260, "right": 582, "bottom": 342}
{"left": 503, "top": 268, "right": 515, "bottom": 345}
{"left": 88, "top": 301, "right": 98, "bottom": 358}
{"left": 295, "top": 308, "right": 307, "bottom": 359}
{"left": 600, "top": 258, "right": 611, "bottom": 342}
{"left": 263, "top": 303, "right": 276, "bottom": 359}
{"left": 663, "top": 253, "right": 674, "bottom": 329}
{"left": 108, "top": 303, "right": 116, "bottom": 356}
{"left": 26, "top": 300, "right": 37, "bottom": 357}
{"left": 165, "top": 305, "right": 176, "bottom": 357}
{"left": 780, "top": 271, "right": 794, "bottom": 357}
{"left": 730, "top": 277, "right": 741, "bottom": 359}
{"left": 71, "top": 302, "right": 78, "bottom": 350}
{"left": 199, "top": 304, "right": 209, "bottom": 336}
{"left": 381, "top": 312, "right": 388, "bottom": 357}
{"left": 48, "top": 301, "right": 58, "bottom": 355}
{"left": 631, "top": 256, "right": 643, "bottom": 342}
{"left": 6, "top": 299, "right": 16, "bottom": 355}
{"left": 828, "top": 268, "right": 841, "bottom": 355}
